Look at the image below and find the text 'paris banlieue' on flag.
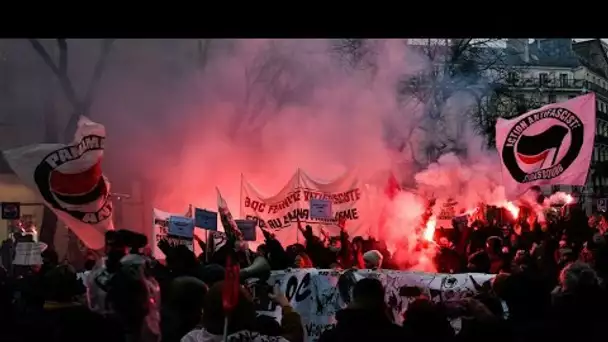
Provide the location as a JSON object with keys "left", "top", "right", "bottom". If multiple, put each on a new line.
{"left": 495, "top": 93, "right": 596, "bottom": 199}
{"left": 2, "top": 116, "right": 114, "bottom": 250}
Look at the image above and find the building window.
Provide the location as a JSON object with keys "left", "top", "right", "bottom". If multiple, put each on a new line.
{"left": 595, "top": 147, "right": 598, "bottom": 161}
{"left": 539, "top": 73, "right": 548, "bottom": 85}
{"left": 548, "top": 94, "right": 557, "bottom": 103}
{"left": 559, "top": 73, "right": 569, "bottom": 87}
{"left": 507, "top": 72, "right": 518, "bottom": 83}
{"left": 569, "top": 94, "right": 576, "bottom": 99}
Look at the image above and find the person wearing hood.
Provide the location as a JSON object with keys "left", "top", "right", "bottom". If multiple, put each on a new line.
{"left": 161, "top": 276, "right": 208, "bottom": 342}
{"left": 546, "top": 261, "right": 608, "bottom": 341}
{"left": 182, "top": 281, "right": 303, "bottom": 342}
{"left": 86, "top": 230, "right": 130, "bottom": 315}
{"left": 318, "top": 278, "right": 406, "bottom": 342}
{"left": 260, "top": 228, "right": 290, "bottom": 270}
{"left": 20, "top": 264, "right": 123, "bottom": 342}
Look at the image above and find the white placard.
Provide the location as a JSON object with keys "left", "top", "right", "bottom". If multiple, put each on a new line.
{"left": 310, "top": 199, "right": 332, "bottom": 220}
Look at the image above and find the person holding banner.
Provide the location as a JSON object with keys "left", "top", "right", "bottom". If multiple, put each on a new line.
{"left": 259, "top": 227, "right": 290, "bottom": 270}
{"left": 182, "top": 282, "right": 304, "bottom": 342}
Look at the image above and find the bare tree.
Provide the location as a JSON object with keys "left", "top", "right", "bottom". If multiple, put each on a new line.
{"left": 29, "top": 39, "right": 115, "bottom": 250}
{"left": 398, "top": 39, "right": 529, "bottom": 163}
{"left": 331, "top": 39, "right": 379, "bottom": 75}
{"left": 230, "top": 41, "right": 309, "bottom": 142}
{"left": 30, "top": 39, "right": 115, "bottom": 141}
{"left": 197, "top": 39, "right": 212, "bottom": 70}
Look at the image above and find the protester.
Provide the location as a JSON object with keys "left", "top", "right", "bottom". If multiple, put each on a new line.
{"left": 362, "top": 250, "right": 383, "bottom": 269}
{"left": 293, "top": 252, "right": 314, "bottom": 268}
{"left": 161, "top": 276, "right": 208, "bottom": 342}
{"left": 181, "top": 282, "right": 303, "bottom": 342}
{"left": 20, "top": 264, "right": 124, "bottom": 342}
{"left": 7, "top": 192, "right": 608, "bottom": 342}
{"left": 403, "top": 297, "right": 454, "bottom": 342}
{"left": 318, "top": 278, "right": 406, "bottom": 342}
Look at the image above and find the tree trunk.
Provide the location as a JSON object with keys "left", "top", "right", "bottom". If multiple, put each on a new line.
{"left": 39, "top": 85, "right": 59, "bottom": 250}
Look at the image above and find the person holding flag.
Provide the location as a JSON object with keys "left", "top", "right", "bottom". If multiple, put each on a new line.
{"left": 210, "top": 188, "right": 252, "bottom": 269}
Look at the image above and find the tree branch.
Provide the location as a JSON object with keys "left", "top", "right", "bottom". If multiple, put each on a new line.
{"left": 63, "top": 39, "right": 115, "bottom": 141}
{"left": 81, "top": 39, "right": 115, "bottom": 116}
{"left": 197, "top": 39, "right": 211, "bottom": 70}
{"left": 29, "top": 39, "right": 80, "bottom": 111}
{"left": 57, "top": 38, "right": 68, "bottom": 75}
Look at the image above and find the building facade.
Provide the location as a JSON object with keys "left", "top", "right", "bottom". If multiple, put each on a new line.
{"left": 498, "top": 39, "right": 608, "bottom": 212}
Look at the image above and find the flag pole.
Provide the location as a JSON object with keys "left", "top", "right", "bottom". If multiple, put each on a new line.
{"left": 205, "top": 229, "right": 210, "bottom": 263}
{"left": 240, "top": 173, "right": 244, "bottom": 219}
{"left": 297, "top": 168, "right": 302, "bottom": 244}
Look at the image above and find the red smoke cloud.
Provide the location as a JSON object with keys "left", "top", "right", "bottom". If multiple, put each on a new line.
{"left": 93, "top": 39, "right": 533, "bottom": 270}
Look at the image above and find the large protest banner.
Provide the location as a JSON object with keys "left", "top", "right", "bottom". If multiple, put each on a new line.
{"left": 251, "top": 269, "right": 494, "bottom": 342}
{"left": 241, "top": 169, "right": 367, "bottom": 246}
{"left": 496, "top": 93, "right": 595, "bottom": 199}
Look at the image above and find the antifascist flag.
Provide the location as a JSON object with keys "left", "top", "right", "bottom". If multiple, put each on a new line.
{"left": 216, "top": 187, "right": 243, "bottom": 242}
{"left": 3, "top": 117, "right": 113, "bottom": 250}
{"left": 496, "top": 93, "right": 596, "bottom": 199}
{"left": 516, "top": 125, "right": 569, "bottom": 165}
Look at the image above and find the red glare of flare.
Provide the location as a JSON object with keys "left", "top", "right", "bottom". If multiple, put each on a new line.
{"left": 423, "top": 216, "right": 436, "bottom": 242}
{"left": 385, "top": 172, "right": 400, "bottom": 200}
{"left": 503, "top": 202, "right": 520, "bottom": 219}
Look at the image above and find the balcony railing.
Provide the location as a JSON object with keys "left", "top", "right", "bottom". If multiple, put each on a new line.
{"left": 505, "top": 77, "right": 608, "bottom": 98}
{"left": 586, "top": 81, "right": 608, "bottom": 98}
{"left": 505, "top": 77, "right": 586, "bottom": 89}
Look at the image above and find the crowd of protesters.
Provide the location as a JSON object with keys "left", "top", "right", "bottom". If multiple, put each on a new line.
{"left": 1, "top": 198, "right": 608, "bottom": 342}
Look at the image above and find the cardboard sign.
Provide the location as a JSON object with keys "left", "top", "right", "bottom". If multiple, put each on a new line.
{"left": 437, "top": 199, "right": 458, "bottom": 228}
{"left": 598, "top": 198, "right": 607, "bottom": 212}
{"left": 310, "top": 199, "right": 332, "bottom": 219}
{"left": 13, "top": 242, "right": 47, "bottom": 265}
{"left": 194, "top": 208, "right": 218, "bottom": 231}
{"left": 168, "top": 216, "right": 195, "bottom": 239}
{"left": 235, "top": 219, "right": 257, "bottom": 241}
{"left": 1, "top": 202, "right": 20, "bottom": 220}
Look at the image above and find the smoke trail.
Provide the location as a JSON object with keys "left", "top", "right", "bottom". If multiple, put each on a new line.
{"left": 69, "top": 39, "right": 505, "bottom": 268}
{"left": 96, "top": 39, "right": 426, "bottom": 211}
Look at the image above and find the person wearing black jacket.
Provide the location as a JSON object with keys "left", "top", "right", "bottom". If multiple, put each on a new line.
{"left": 260, "top": 228, "right": 290, "bottom": 270}
{"left": 319, "top": 278, "right": 406, "bottom": 342}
